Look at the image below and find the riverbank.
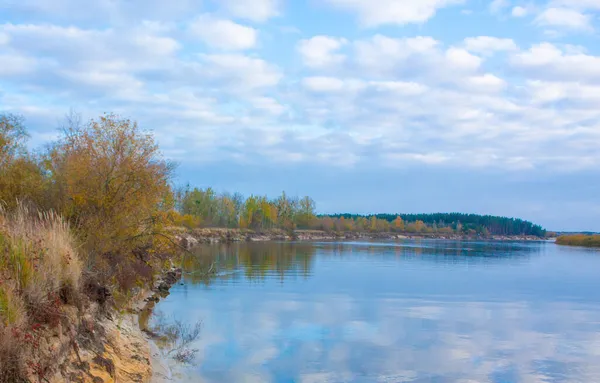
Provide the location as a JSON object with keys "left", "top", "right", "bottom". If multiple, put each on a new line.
{"left": 174, "top": 227, "right": 547, "bottom": 248}
{"left": 556, "top": 234, "right": 600, "bottom": 248}
{"left": 136, "top": 268, "right": 183, "bottom": 383}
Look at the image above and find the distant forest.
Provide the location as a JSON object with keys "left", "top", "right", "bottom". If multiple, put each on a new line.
{"left": 327, "top": 213, "right": 547, "bottom": 237}
{"left": 172, "top": 187, "right": 547, "bottom": 237}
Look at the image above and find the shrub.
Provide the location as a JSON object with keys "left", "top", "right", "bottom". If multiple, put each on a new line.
{"left": 46, "top": 113, "right": 175, "bottom": 257}
{"left": 43, "top": 113, "right": 177, "bottom": 294}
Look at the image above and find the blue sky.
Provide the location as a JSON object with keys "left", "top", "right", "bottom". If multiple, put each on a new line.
{"left": 1, "top": 0, "right": 600, "bottom": 231}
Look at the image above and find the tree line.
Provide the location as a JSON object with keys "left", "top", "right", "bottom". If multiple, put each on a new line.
{"left": 328, "top": 213, "right": 547, "bottom": 237}
{"left": 174, "top": 188, "right": 546, "bottom": 237}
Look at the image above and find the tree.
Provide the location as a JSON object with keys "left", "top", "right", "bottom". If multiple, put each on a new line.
{"left": 296, "top": 196, "right": 316, "bottom": 229}
{"left": 275, "top": 191, "right": 297, "bottom": 230}
{"left": 0, "top": 114, "right": 46, "bottom": 208}
{"left": 0, "top": 114, "right": 27, "bottom": 167}
{"left": 393, "top": 216, "right": 404, "bottom": 232}
{"left": 46, "top": 113, "right": 176, "bottom": 258}
{"left": 369, "top": 216, "right": 377, "bottom": 232}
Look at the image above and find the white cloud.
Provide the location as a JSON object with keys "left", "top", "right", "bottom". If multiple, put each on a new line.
{"left": 511, "top": 6, "right": 528, "bottom": 17}
{"left": 527, "top": 80, "right": 600, "bottom": 104}
{"left": 534, "top": 7, "right": 593, "bottom": 31}
{"left": 368, "top": 81, "right": 428, "bottom": 95}
{"left": 189, "top": 15, "right": 257, "bottom": 50}
{"left": 249, "top": 96, "right": 287, "bottom": 115}
{"left": 490, "top": 0, "right": 511, "bottom": 13}
{"left": 301, "top": 77, "right": 429, "bottom": 95}
{"left": 550, "top": 0, "right": 600, "bottom": 10}
{"left": 353, "top": 35, "right": 440, "bottom": 75}
{"left": 463, "top": 36, "right": 518, "bottom": 55}
{"left": 324, "top": 0, "right": 465, "bottom": 27}
{"left": 445, "top": 48, "right": 482, "bottom": 71}
{"left": 1, "top": 0, "right": 201, "bottom": 24}
{"left": 302, "top": 76, "right": 347, "bottom": 92}
{"left": 219, "top": 0, "right": 280, "bottom": 22}
{"left": 297, "top": 36, "right": 347, "bottom": 68}
{"left": 201, "top": 54, "right": 282, "bottom": 90}
{"left": 511, "top": 43, "right": 600, "bottom": 82}
{"left": 0, "top": 54, "right": 37, "bottom": 76}
{"left": 464, "top": 74, "right": 507, "bottom": 93}
{"left": 0, "top": 23, "right": 180, "bottom": 68}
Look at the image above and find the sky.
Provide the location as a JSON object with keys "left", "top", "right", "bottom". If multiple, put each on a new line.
{"left": 1, "top": 0, "right": 599, "bottom": 231}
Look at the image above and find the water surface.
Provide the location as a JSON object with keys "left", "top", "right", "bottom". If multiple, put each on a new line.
{"left": 152, "top": 240, "right": 600, "bottom": 382}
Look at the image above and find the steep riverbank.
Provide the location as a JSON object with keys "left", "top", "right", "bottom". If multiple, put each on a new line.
{"left": 24, "top": 268, "right": 183, "bottom": 383}
{"left": 174, "top": 227, "right": 546, "bottom": 248}
{"left": 30, "top": 303, "right": 152, "bottom": 383}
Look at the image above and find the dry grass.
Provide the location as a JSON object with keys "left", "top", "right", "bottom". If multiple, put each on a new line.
{"left": 0, "top": 203, "right": 84, "bottom": 381}
{"left": 556, "top": 234, "right": 600, "bottom": 248}
{"left": 0, "top": 205, "right": 83, "bottom": 310}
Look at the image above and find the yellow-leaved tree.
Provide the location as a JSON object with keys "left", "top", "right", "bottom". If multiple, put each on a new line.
{"left": 45, "top": 113, "right": 176, "bottom": 285}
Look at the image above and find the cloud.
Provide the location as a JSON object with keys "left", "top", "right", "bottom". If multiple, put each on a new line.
{"left": 490, "top": 0, "right": 511, "bottom": 13}
{"left": 200, "top": 54, "right": 282, "bottom": 90}
{"left": 2, "top": 1, "right": 600, "bottom": 175}
{"left": 463, "top": 36, "right": 518, "bottom": 55}
{"left": 189, "top": 15, "right": 258, "bottom": 50}
{"left": 510, "top": 43, "right": 600, "bottom": 82}
{"left": 0, "top": 0, "right": 201, "bottom": 25}
{"left": 297, "top": 36, "right": 348, "bottom": 69}
{"left": 323, "top": 0, "right": 465, "bottom": 27}
{"left": 534, "top": 7, "right": 593, "bottom": 31}
{"left": 511, "top": 6, "right": 529, "bottom": 17}
{"left": 302, "top": 76, "right": 347, "bottom": 92}
{"left": 0, "top": 54, "right": 37, "bottom": 76}
{"left": 463, "top": 74, "right": 507, "bottom": 93}
{"left": 353, "top": 35, "right": 440, "bottom": 75}
{"left": 445, "top": 48, "right": 482, "bottom": 71}
{"left": 526, "top": 79, "right": 600, "bottom": 105}
{"left": 248, "top": 96, "right": 287, "bottom": 116}
{"left": 218, "top": 0, "right": 280, "bottom": 22}
{"left": 0, "top": 23, "right": 180, "bottom": 69}
{"left": 0, "top": 32, "right": 9, "bottom": 45}
{"left": 550, "top": 0, "right": 600, "bottom": 10}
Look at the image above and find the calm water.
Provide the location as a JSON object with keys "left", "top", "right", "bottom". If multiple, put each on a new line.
{"left": 151, "top": 240, "right": 600, "bottom": 383}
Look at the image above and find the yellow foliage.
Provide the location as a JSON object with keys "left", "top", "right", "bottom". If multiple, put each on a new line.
{"left": 46, "top": 113, "right": 175, "bottom": 257}
{"left": 166, "top": 210, "right": 202, "bottom": 229}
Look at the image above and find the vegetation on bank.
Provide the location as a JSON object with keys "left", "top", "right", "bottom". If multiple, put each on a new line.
{"left": 0, "top": 113, "right": 178, "bottom": 381}
{"left": 556, "top": 235, "right": 600, "bottom": 248}
{"left": 176, "top": 188, "right": 547, "bottom": 237}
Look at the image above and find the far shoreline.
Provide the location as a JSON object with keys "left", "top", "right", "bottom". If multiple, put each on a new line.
{"left": 174, "top": 227, "right": 550, "bottom": 249}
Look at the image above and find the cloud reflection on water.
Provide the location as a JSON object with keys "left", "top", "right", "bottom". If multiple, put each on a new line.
{"left": 156, "top": 241, "right": 600, "bottom": 382}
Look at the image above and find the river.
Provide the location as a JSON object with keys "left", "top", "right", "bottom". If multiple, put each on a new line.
{"left": 150, "top": 240, "right": 600, "bottom": 382}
